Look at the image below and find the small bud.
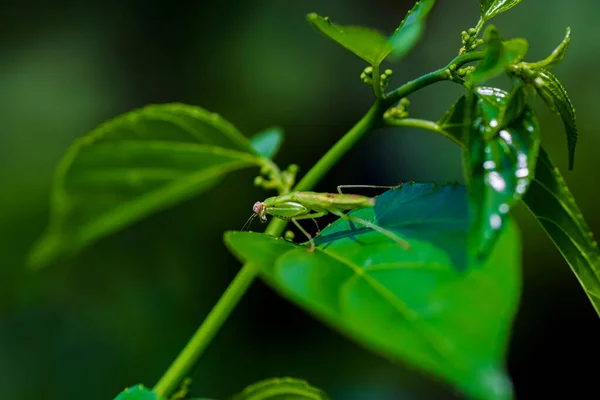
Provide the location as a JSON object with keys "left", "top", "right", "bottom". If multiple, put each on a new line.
{"left": 284, "top": 230, "right": 295, "bottom": 240}
{"left": 287, "top": 164, "right": 299, "bottom": 174}
{"left": 364, "top": 66, "right": 373, "bottom": 75}
{"left": 254, "top": 176, "right": 264, "bottom": 186}
{"left": 260, "top": 164, "right": 270, "bottom": 175}
{"left": 384, "top": 69, "right": 393, "bottom": 76}
{"left": 468, "top": 28, "right": 477, "bottom": 35}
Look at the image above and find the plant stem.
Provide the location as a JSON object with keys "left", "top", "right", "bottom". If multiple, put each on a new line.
{"left": 152, "top": 55, "right": 481, "bottom": 399}
{"left": 385, "top": 118, "right": 461, "bottom": 146}
{"left": 372, "top": 64, "right": 383, "bottom": 98}
{"left": 153, "top": 262, "right": 258, "bottom": 398}
{"left": 384, "top": 51, "right": 484, "bottom": 106}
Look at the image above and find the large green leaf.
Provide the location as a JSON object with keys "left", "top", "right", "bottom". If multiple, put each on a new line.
{"left": 532, "top": 69, "right": 578, "bottom": 170}
{"left": 439, "top": 92, "right": 600, "bottom": 315}
{"left": 306, "top": 13, "right": 391, "bottom": 66}
{"left": 29, "top": 103, "right": 264, "bottom": 268}
{"left": 230, "top": 377, "right": 330, "bottom": 400}
{"left": 388, "top": 0, "right": 436, "bottom": 61}
{"left": 114, "top": 385, "right": 163, "bottom": 400}
{"left": 469, "top": 26, "right": 528, "bottom": 85}
{"left": 250, "top": 127, "right": 284, "bottom": 159}
{"left": 479, "top": 0, "right": 522, "bottom": 21}
{"left": 226, "top": 183, "right": 521, "bottom": 400}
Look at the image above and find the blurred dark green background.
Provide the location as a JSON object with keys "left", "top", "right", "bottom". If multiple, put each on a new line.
{"left": 2, "top": 0, "right": 599, "bottom": 399}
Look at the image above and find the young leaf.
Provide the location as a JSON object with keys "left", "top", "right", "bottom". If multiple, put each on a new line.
{"left": 306, "top": 13, "right": 391, "bottom": 66}
{"left": 479, "top": 0, "right": 522, "bottom": 21}
{"left": 226, "top": 183, "right": 521, "bottom": 400}
{"left": 439, "top": 94, "right": 600, "bottom": 317}
{"left": 451, "top": 87, "right": 540, "bottom": 257}
{"left": 528, "top": 27, "right": 571, "bottom": 70}
{"left": 29, "top": 104, "right": 264, "bottom": 269}
{"left": 250, "top": 127, "right": 284, "bottom": 159}
{"left": 114, "top": 384, "right": 163, "bottom": 400}
{"left": 388, "top": 0, "right": 437, "bottom": 61}
{"left": 533, "top": 69, "right": 578, "bottom": 170}
{"left": 469, "top": 26, "right": 528, "bottom": 85}
{"left": 230, "top": 377, "right": 330, "bottom": 400}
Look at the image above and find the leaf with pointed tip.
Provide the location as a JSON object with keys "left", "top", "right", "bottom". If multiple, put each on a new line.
{"left": 388, "top": 0, "right": 437, "bottom": 61}
{"left": 250, "top": 127, "right": 284, "bottom": 159}
{"left": 28, "top": 103, "right": 263, "bottom": 269}
{"left": 521, "top": 148, "right": 600, "bottom": 315}
{"left": 226, "top": 183, "right": 521, "bottom": 400}
{"left": 231, "top": 377, "right": 330, "bottom": 400}
{"left": 533, "top": 69, "right": 578, "bottom": 170}
{"left": 306, "top": 13, "right": 391, "bottom": 66}
{"left": 529, "top": 27, "right": 571, "bottom": 70}
{"left": 469, "top": 26, "right": 528, "bottom": 85}
{"left": 114, "top": 385, "right": 163, "bottom": 400}
{"left": 479, "top": 0, "right": 522, "bottom": 21}
{"left": 439, "top": 92, "right": 600, "bottom": 316}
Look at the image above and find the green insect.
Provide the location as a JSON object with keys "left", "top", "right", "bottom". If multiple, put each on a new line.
{"left": 244, "top": 185, "right": 411, "bottom": 251}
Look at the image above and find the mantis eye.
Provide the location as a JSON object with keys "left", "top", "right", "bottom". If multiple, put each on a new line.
{"left": 252, "top": 201, "right": 262, "bottom": 214}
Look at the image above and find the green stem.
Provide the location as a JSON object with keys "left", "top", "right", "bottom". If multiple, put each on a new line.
{"left": 384, "top": 51, "right": 484, "bottom": 106}
{"left": 385, "top": 118, "right": 461, "bottom": 146}
{"left": 153, "top": 262, "right": 258, "bottom": 397}
{"left": 152, "top": 55, "right": 481, "bottom": 399}
{"left": 372, "top": 64, "right": 383, "bottom": 98}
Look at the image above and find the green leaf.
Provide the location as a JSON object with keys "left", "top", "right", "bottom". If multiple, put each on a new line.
{"left": 439, "top": 92, "right": 600, "bottom": 317}
{"left": 529, "top": 27, "right": 571, "bottom": 70}
{"left": 29, "top": 103, "right": 263, "bottom": 268}
{"left": 250, "top": 127, "right": 284, "bottom": 159}
{"left": 479, "top": 0, "right": 522, "bottom": 21}
{"left": 230, "top": 377, "right": 330, "bottom": 400}
{"left": 226, "top": 183, "right": 521, "bottom": 400}
{"left": 306, "top": 13, "right": 392, "bottom": 66}
{"left": 114, "top": 385, "right": 163, "bottom": 400}
{"left": 521, "top": 148, "right": 600, "bottom": 315}
{"left": 388, "top": 0, "right": 437, "bottom": 61}
{"left": 533, "top": 69, "right": 578, "bottom": 170}
{"left": 469, "top": 26, "right": 528, "bottom": 85}
{"left": 448, "top": 87, "right": 540, "bottom": 257}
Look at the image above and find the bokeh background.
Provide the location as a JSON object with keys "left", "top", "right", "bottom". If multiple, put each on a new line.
{"left": 2, "top": 0, "right": 599, "bottom": 399}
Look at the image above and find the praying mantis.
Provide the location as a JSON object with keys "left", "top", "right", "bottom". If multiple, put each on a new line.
{"left": 243, "top": 185, "right": 411, "bottom": 252}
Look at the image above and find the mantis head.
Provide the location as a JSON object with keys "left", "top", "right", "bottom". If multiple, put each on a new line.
{"left": 253, "top": 201, "right": 268, "bottom": 222}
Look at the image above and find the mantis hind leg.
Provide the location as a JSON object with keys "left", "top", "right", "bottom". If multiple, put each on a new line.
{"left": 337, "top": 184, "right": 402, "bottom": 194}
{"left": 330, "top": 210, "right": 411, "bottom": 250}
{"left": 291, "top": 219, "right": 316, "bottom": 252}
{"left": 291, "top": 211, "right": 328, "bottom": 251}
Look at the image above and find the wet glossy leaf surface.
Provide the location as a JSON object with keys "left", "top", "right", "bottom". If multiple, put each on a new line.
{"left": 439, "top": 91, "right": 600, "bottom": 316}
{"left": 231, "top": 377, "right": 330, "bottom": 400}
{"left": 470, "top": 28, "right": 528, "bottom": 85}
{"left": 479, "top": 0, "right": 522, "bottom": 21}
{"left": 450, "top": 87, "right": 540, "bottom": 257}
{"left": 29, "top": 104, "right": 262, "bottom": 268}
{"left": 226, "top": 183, "right": 521, "bottom": 400}
{"left": 306, "top": 13, "right": 391, "bottom": 66}
{"left": 533, "top": 69, "right": 578, "bottom": 170}
{"left": 250, "top": 127, "right": 284, "bottom": 159}
{"left": 388, "top": 0, "right": 436, "bottom": 61}
{"left": 114, "top": 385, "right": 162, "bottom": 400}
